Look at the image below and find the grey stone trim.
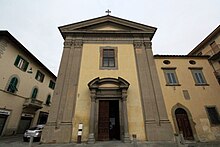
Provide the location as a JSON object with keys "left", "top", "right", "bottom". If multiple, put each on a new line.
{"left": 88, "top": 77, "right": 130, "bottom": 143}
{"left": 133, "top": 41, "right": 174, "bottom": 141}
{"left": 144, "top": 41, "right": 152, "bottom": 49}
{"left": 99, "top": 46, "right": 118, "bottom": 70}
{"left": 42, "top": 38, "right": 83, "bottom": 143}
{"left": 133, "top": 41, "right": 144, "bottom": 49}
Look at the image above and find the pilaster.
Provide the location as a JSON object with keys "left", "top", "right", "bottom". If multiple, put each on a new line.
{"left": 121, "top": 89, "right": 130, "bottom": 143}
{"left": 41, "top": 38, "right": 83, "bottom": 143}
{"left": 88, "top": 89, "right": 96, "bottom": 144}
{"left": 134, "top": 41, "right": 173, "bottom": 141}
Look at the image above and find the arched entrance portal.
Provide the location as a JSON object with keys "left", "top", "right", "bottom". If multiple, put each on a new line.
{"left": 175, "top": 108, "right": 194, "bottom": 140}
{"left": 87, "top": 77, "right": 130, "bottom": 143}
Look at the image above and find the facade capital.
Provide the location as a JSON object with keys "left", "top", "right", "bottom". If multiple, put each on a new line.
{"left": 63, "top": 39, "right": 73, "bottom": 47}
{"left": 74, "top": 39, "right": 83, "bottom": 48}
{"left": 122, "top": 89, "right": 128, "bottom": 101}
{"left": 90, "top": 90, "right": 96, "bottom": 102}
{"left": 144, "top": 41, "right": 152, "bottom": 49}
{"left": 133, "top": 41, "right": 143, "bottom": 49}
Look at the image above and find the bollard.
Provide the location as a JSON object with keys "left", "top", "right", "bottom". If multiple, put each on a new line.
{"left": 132, "top": 134, "right": 137, "bottom": 147}
{"left": 77, "top": 123, "right": 83, "bottom": 144}
{"left": 29, "top": 136, "right": 34, "bottom": 147}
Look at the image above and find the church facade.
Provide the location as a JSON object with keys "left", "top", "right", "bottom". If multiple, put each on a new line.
{"left": 41, "top": 15, "right": 220, "bottom": 144}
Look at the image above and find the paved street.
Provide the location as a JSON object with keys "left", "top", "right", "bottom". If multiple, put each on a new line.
{"left": 0, "top": 134, "right": 40, "bottom": 147}
{"left": 1, "top": 135, "right": 220, "bottom": 147}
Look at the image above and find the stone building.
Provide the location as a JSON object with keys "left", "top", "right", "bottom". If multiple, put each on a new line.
{"left": 189, "top": 25, "right": 220, "bottom": 84}
{"left": 41, "top": 15, "right": 220, "bottom": 144}
{"left": 0, "top": 31, "right": 56, "bottom": 136}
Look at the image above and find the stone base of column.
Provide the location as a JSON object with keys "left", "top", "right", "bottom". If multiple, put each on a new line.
{"left": 145, "top": 120, "right": 174, "bottom": 141}
{"left": 88, "top": 133, "right": 95, "bottom": 144}
{"left": 123, "top": 133, "right": 131, "bottom": 143}
{"left": 41, "top": 122, "right": 72, "bottom": 143}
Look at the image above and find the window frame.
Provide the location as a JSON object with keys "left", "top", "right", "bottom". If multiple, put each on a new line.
{"left": 49, "top": 80, "right": 55, "bottom": 90}
{"left": 35, "top": 70, "right": 45, "bottom": 82}
{"left": 14, "top": 55, "right": 29, "bottom": 71}
{"left": 205, "top": 106, "right": 220, "bottom": 126}
{"left": 31, "top": 87, "right": 38, "bottom": 100}
{"left": 100, "top": 47, "right": 118, "bottom": 70}
{"left": 7, "top": 77, "right": 19, "bottom": 93}
{"left": 46, "top": 94, "right": 51, "bottom": 106}
{"left": 189, "top": 67, "right": 208, "bottom": 86}
{"left": 162, "top": 67, "right": 180, "bottom": 86}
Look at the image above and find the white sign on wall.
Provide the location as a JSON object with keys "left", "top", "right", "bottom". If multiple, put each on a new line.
{"left": 0, "top": 109, "right": 10, "bottom": 115}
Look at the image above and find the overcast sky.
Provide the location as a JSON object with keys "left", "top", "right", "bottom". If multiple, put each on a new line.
{"left": 1, "top": 0, "right": 220, "bottom": 75}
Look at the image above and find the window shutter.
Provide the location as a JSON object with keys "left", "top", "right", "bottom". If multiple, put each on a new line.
{"left": 32, "top": 88, "right": 38, "bottom": 99}
{"left": 35, "top": 71, "right": 39, "bottom": 79}
{"left": 14, "top": 55, "right": 20, "bottom": 66}
{"left": 24, "top": 62, "right": 29, "bottom": 71}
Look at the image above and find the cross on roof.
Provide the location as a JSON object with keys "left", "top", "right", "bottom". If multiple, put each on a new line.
{"left": 105, "top": 9, "right": 111, "bottom": 15}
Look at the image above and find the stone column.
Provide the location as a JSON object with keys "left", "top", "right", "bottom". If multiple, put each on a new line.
{"left": 121, "top": 89, "right": 130, "bottom": 143}
{"left": 133, "top": 40, "right": 173, "bottom": 141}
{"left": 88, "top": 89, "right": 96, "bottom": 144}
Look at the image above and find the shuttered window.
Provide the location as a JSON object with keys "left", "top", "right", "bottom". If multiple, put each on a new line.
{"left": 31, "top": 88, "right": 38, "bottom": 100}
{"left": 35, "top": 70, "right": 45, "bottom": 82}
{"left": 14, "top": 55, "right": 29, "bottom": 71}
{"left": 49, "top": 80, "right": 55, "bottom": 89}
{"left": 7, "top": 77, "right": 18, "bottom": 93}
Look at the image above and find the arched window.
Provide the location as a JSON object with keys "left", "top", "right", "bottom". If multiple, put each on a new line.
{"left": 31, "top": 88, "right": 38, "bottom": 100}
{"left": 7, "top": 77, "right": 18, "bottom": 93}
{"left": 46, "top": 95, "right": 51, "bottom": 105}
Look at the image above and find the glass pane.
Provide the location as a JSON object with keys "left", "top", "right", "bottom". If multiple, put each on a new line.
{"left": 195, "top": 72, "right": 202, "bottom": 83}
{"left": 109, "top": 58, "right": 115, "bottom": 67}
{"left": 108, "top": 50, "right": 114, "bottom": 57}
{"left": 167, "top": 73, "right": 173, "bottom": 83}
{"left": 170, "top": 73, "right": 177, "bottom": 83}
{"left": 103, "top": 58, "right": 109, "bottom": 67}
{"left": 198, "top": 73, "right": 205, "bottom": 83}
{"left": 103, "top": 50, "right": 108, "bottom": 57}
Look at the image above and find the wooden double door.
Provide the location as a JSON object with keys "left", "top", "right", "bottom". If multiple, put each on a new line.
{"left": 98, "top": 100, "right": 120, "bottom": 141}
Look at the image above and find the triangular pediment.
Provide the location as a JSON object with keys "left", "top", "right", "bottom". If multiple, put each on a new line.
{"left": 77, "top": 22, "right": 139, "bottom": 31}
{"left": 59, "top": 15, "right": 157, "bottom": 39}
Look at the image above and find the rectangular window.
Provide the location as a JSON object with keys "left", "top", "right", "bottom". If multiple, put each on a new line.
{"left": 100, "top": 47, "right": 118, "bottom": 70}
{"left": 14, "top": 55, "right": 29, "bottom": 71}
{"left": 35, "top": 70, "right": 45, "bottom": 82}
{"left": 49, "top": 80, "right": 55, "bottom": 89}
{"left": 162, "top": 68, "right": 179, "bottom": 86}
{"left": 210, "top": 41, "right": 220, "bottom": 54}
{"left": 190, "top": 68, "right": 207, "bottom": 85}
{"left": 206, "top": 106, "right": 220, "bottom": 125}
{"left": 103, "top": 49, "right": 115, "bottom": 67}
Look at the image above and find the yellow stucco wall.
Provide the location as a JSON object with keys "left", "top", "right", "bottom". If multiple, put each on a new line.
{"left": 0, "top": 38, "right": 55, "bottom": 135}
{"left": 155, "top": 57, "right": 220, "bottom": 141}
{"left": 72, "top": 43, "right": 146, "bottom": 142}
